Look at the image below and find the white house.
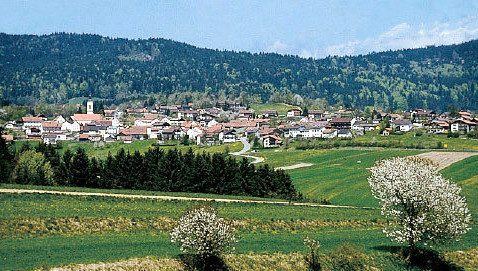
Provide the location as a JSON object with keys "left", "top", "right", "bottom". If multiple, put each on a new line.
{"left": 221, "top": 129, "right": 237, "bottom": 143}
{"left": 321, "top": 128, "right": 338, "bottom": 139}
{"left": 62, "top": 120, "right": 81, "bottom": 132}
{"left": 187, "top": 127, "right": 204, "bottom": 140}
{"left": 261, "top": 134, "right": 282, "bottom": 148}
{"left": 391, "top": 119, "right": 413, "bottom": 132}
{"left": 287, "top": 109, "right": 302, "bottom": 117}
{"left": 22, "top": 116, "right": 44, "bottom": 133}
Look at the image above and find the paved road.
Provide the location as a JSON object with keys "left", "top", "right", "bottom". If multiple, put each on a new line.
{"left": 0, "top": 188, "right": 376, "bottom": 209}
{"left": 230, "top": 137, "right": 265, "bottom": 164}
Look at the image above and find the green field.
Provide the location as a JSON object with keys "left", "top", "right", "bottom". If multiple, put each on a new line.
{"left": 257, "top": 148, "right": 423, "bottom": 206}
{"left": 1, "top": 149, "right": 477, "bottom": 270}
{"left": 13, "top": 140, "right": 242, "bottom": 159}
{"left": 250, "top": 103, "right": 301, "bottom": 116}
{"left": 355, "top": 130, "right": 478, "bottom": 151}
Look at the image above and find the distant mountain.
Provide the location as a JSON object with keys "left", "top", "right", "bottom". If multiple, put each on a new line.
{"left": 0, "top": 33, "right": 477, "bottom": 111}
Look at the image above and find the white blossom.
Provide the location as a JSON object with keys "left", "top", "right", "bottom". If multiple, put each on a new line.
{"left": 368, "top": 157, "right": 471, "bottom": 247}
{"left": 170, "top": 206, "right": 237, "bottom": 257}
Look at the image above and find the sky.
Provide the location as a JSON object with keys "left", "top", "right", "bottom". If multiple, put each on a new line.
{"left": 1, "top": 0, "right": 478, "bottom": 58}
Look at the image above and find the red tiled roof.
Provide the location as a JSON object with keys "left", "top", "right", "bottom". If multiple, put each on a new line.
{"left": 42, "top": 121, "right": 60, "bottom": 128}
{"left": 119, "top": 126, "right": 148, "bottom": 135}
{"left": 22, "top": 116, "right": 43, "bottom": 123}
{"left": 72, "top": 114, "right": 104, "bottom": 122}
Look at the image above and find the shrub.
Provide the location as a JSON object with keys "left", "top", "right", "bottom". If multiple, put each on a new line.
{"left": 171, "top": 206, "right": 237, "bottom": 259}
{"left": 328, "top": 244, "right": 368, "bottom": 271}
{"left": 303, "top": 236, "right": 322, "bottom": 271}
{"left": 448, "top": 132, "right": 460, "bottom": 138}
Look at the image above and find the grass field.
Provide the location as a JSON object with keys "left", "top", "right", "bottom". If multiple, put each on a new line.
{"left": 355, "top": 130, "right": 478, "bottom": 151}
{"left": 13, "top": 140, "right": 242, "bottom": 159}
{"left": 250, "top": 103, "right": 301, "bottom": 116}
{"left": 1, "top": 149, "right": 477, "bottom": 270}
{"left": 256, "top": 148, "right": 424, "bottom": 206}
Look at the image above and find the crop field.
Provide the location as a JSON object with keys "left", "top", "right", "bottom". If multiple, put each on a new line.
{"left": 1, "top": 149, "right": 477, "bottom": 270}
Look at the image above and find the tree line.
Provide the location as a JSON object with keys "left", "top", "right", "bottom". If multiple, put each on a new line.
{"left": 1, "top": 33, "right": 477, "bottom": 111}
{"left": 0, "top": 133, "right": 301, "bottom": 200}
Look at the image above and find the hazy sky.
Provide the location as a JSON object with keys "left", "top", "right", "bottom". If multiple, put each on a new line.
{"left": 1, "top": 0, "right": 478, "bottom": 58}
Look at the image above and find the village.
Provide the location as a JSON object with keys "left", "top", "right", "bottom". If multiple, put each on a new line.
{"left": 1, "top": 98, "right": 477, "bottom": 147}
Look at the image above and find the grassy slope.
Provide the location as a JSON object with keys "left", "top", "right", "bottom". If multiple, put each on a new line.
{"left": 250, "top": 103, "right": 300, "bottom": 116}
{"left": 257, "top": 148, "right": 423, "bottom": 206}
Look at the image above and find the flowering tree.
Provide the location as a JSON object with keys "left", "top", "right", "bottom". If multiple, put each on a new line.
{"left": 170, "top": 206, "right": 237, "bottom": 259}
{"left": 368, "top": 157, "right": 471, "bottom": 250}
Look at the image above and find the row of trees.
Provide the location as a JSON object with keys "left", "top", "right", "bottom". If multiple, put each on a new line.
{"left": 0, "top": 137, "right": 301, "bottom": 200}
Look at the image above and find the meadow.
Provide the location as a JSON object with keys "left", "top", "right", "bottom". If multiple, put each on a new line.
{"left": 13, "top": 139, "right": 242, "bottom": 159}
{"left": 250, "top": 103, "right": 301, "bottom": 116}
{"left": 1, "top": 149, "right": 477, "bottom": 270}
{"left": 256, "top": 148, "right": 424, "bottom": 206}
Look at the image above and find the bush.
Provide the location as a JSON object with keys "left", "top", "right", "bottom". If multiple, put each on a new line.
{"left": 171, "top": 206, "right": 237, "bottom": 263}
{"left": 304, "top": 237, "right": 322, "bottom": 271}
{"left": 328, "top": 244, "right": 368, "bottom": 271}
{"left": 448, "top": 132, "right": 460, "bottom": 138}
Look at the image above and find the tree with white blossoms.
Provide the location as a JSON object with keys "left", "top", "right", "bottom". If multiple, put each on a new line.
{"left": 368, "top": 157, "right": 471, "bottom": 251}
{"left": 170, "top": 206, "right": 237, "bottom": 259}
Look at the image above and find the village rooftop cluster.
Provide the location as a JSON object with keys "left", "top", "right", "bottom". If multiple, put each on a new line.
{"left": 2, "top": 99, "right": 478, "bottom": 147}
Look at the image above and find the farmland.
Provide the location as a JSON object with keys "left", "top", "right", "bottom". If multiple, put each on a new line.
{"left": 1, "top": 148, "right": 477, "bottom": 270}
{"left": 291, "top": 130, "right": 478, "bottom": 151}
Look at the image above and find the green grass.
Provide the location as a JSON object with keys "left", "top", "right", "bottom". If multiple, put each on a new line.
{"left": 250, "top": 103, "right": 300, "bottom": 116}
{"left": 1, "top": 230, "right": 393, "bottom": 270}
{"left": 354, "top": 130, "right": 478, "bottom": 151}
{"left": 2, "top": 148, "right": 478, "bottom": 270}
{"left": 12, "top": 140, "right": 243, "bottom": 159}
{"left": 0, "top": 193, "right": 381, "bottom": 221}
{"left": 257, "top": 148, "right": 423, "bottom": 206}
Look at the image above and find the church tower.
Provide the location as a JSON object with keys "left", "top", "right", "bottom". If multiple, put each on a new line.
{"left": 87, "top": 99, "right": 94, "bottom": 114}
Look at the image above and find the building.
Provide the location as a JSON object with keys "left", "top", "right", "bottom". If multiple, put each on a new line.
{"left": 330, "top": 118, "right": 354, "bottom": 130}
{"left": 261, "top": 134, "right": 282, "bottom": 148}
{"left": 71, "top": 113, "right": 104, "bottom": 125}
{"left": 287, "top": 109, "right": 302, "bottom": 117}
{"left": 308, "top": 110, "right": 324, "bottom": 119}
{"left": 391, "top": 119, "right": 413, "bottom": 132}
{"left": 87, "top": 99, "right": 94, "bottom": 114}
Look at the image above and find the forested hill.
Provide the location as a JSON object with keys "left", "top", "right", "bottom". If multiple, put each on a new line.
{"left": 1, "top": 32, "right": 477, "bottom": 111}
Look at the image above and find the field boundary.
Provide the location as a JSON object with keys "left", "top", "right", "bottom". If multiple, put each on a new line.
{"left": 0, "top": 188, "right": 377, "bottom": 210}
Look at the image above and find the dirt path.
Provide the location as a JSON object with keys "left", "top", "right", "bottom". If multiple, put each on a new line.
{"left": 0, "top": 188, "right": 376, "bottom": 209}
{"left": 414, "top": 151, "right": 478, "bottom": 170}
{"left": 276, "top": 163, "right": 314, "bottom": 170}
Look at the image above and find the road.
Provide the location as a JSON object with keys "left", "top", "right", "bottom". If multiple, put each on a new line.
{"left": 230, "top": 137, "right": 265, "bottom": 164}
{"left": 0, "top": 188, "right": 376, "bottom": 209}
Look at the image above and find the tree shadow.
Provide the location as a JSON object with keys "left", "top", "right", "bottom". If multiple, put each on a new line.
{"left": 179, "top": 254, "right": 230, "bottom": 271}
{"left": 405, "top": 247, "right": 464, "bottom": 271}
{"left": 373, "top": 246, "right": 464, "bottom": 271}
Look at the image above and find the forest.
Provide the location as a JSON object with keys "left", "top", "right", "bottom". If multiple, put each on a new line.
{"left": 0, "top": 132, "right": 301, "bottom": 200}
{"left": 0, "top": 32, "right": 477, "bottom": 111}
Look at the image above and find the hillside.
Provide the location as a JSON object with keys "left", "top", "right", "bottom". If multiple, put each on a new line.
{"left": 0, "top": 32, "right": 477, "bottom": 111}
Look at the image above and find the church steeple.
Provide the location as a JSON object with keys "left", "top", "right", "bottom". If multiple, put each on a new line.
{"left": 87, "top": 97, "right": 94, "bottom": 114}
